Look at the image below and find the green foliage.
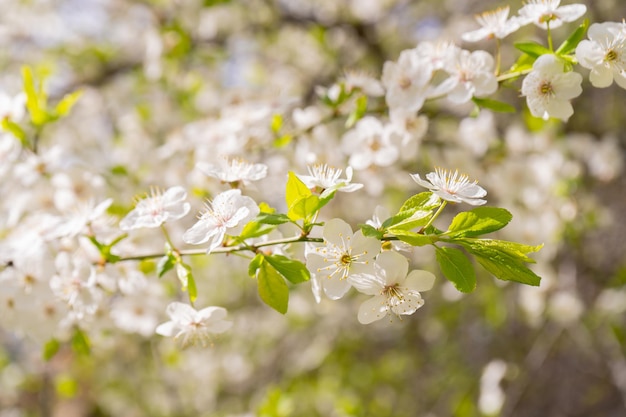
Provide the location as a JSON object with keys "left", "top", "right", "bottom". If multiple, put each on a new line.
{"left": 459, "top": 239, "right": 543, "bottom": 286}
{"left": 345, "top": 95, "right": 368, "bottom": 128}
{"left": 43, "top": 338, "right": 61, "bottom": 361}
{"left": 556, "top": 19, "right": 589, "bottom": 55}
{"left": 471, "top": 97, "right": 516, "bottom": 113}
{"left": 71, "top": 328, "right": 91, "bottom": 356}
{"left": 256, "top": 259, "right": 290, "bottom": 314}
{"left": 514, "top": 41, "right": 551, "bottom": 58}
{"left": 435, "top": 247, "right": 476, "bottom": 293}
{"left": 445, "top": 207, "right": 512, "bottom": 238}
{"left": 177, "top": 262, "right": 198, "bottom": 303}
{"left": 383, "top": 192, "right": 440, "bottom": 232}
{"left": 264, "top": 255, "right": 310, "bottom": 284}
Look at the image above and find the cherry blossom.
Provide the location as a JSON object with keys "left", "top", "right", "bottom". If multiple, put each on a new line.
{"left": 182, "top": 189, "right": 259, "bottom": 253}
{"left": 521, "top": 54, "right": 583, "bottom": 121}
{"left": 517, "top": 0, "right": 586, "bottom": 30}
{"left": 575, "top": 22, "right": 626, "bottom": 89}
{"left": 155, "top": 302, "right": 232, "bottom": 347}
{"left": 349, "top": 251, "right": 435, "bottom": 324}
{"left": 411, "top": 168, "right": 487, "bottom": 205}
{"left": 297, "top": 164, "right": 363, "bottom": 197}
{"left": 306, "top": 218, "right": 380, "bottom": 300}
{"left": 120, "top": 186, "right": 190, "bottom": 231}
{"left": 462, "top": 6, "right": 522, "bottom": 42}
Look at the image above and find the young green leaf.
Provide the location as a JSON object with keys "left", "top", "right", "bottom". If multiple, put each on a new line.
{"left": 446, "top": 207, "right": 513, "bottom": 238}
{"left": 391, "top": 230, "right": 435, "bottom": 247}
{"left": 555, "top": 19, "right": 589, "bottom": 56}
{"left": 177, "top": 262, "right": 197, "bottom": 303}
{"left": 285, "top": 171, "right": 312, "bottom": 208}
{"left": 71, "top": 328, "right": 91, "bottom": 356}
{"left": 237, "top": 220, "right": 278, "bottom": 241}
{"left": 435, "top": 246, "right": 476, "bottom": 293}
{"left": 345, "top": 95, "right": 368, "bottom": 129}
{"left": 1, "top": 119, "right": 28, "bottom": 147}
{"left": 256, "top": 262, "right": 289, "bottom": 314}
{"left": 256, "top": 213, "right": 291, "bottom": 225}
{"left": 473, "top": 253, "right": 542, "bottom": 286}
{"left": 248, "top": 253, "right": 265, "bottom": 277}
{"left": 22, "top": 66, "right": 48, "bottom": 126}
{"left": 157, "top": 254, "right": 176, "bottom": 278}
{"left": 359, "top": 224, "right": 384, "bottom": 239}
{"left": 43, "top": 338, "right": 61, "bottom": 361}
{"left": 288, "top": 194, "right": 320, "bottom": 221}
{"left": 265, "top": 254, "right": 311, "bottom": 284}
{"left": 54, "top": 90, "right": 83, "bottom": 117}
{"left": 383, "top": 192, "right": 441, "bottom": 231}
{"left": 460, "top": 239, "right": 543, "bottom": 286}
{"left": 472, "top": 97, "right": 516, "bottom": 113}
{"left": 514, "top": 42, "right": 551, "bottom": 58}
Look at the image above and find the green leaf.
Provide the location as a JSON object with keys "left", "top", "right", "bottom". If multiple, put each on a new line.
{"left": 265, "top": 254, "right": 310, "bottom": 284}
{"left": 249, "top": 253, "right": 265, "bottom": 277}
{"left": 1, "top": 119, "right": 28, "bottom": 147}
{"left": 43, "top": 338, "right": 60, "bottom": 361}
{"left": 176, "top": 262, "right": 197, "bottom": 303}
{"left": 157, "top": 254, "right": 175, "bottom": 278}
{"left": 473, "top": 253, "right": 542, "bottom": 286}
{"left": 359, "top": 224, "right": 384, "bottom": 239}
{"left": 514, "top": 42, "right": 551, "bottom": 58}
{"left": 446, "top": 207, "right": 512, "bottom": 238}
{"left": 504, "top": 53, "right": 535, "bottom": 77}
{"left": 257, "top": 262, "right": 289, "bottom": 314}
{"left": 54, "top": 90, "right": 83, "bottom": 117}
{"left": 391, "top": 230, "right": 435, "bottom": 247}
{"left": 556, "top": 19, "right": 589, "bottom": 55}
{"left": 71, "top": 328, "right": 91, "bottom": 356}
{"left": 460, "top": 239, "right": 543, "bottom": 286}
{"left": 435, "top": 246, "right": 476, "bottom": 293}
{"left": 273, "top": 134, "right": 292, "bottom": 148}
{"left": 398, "top": 192, "right": 441, "bottom": 213}
{"left": 271, "top": 114, "right": 283, "bottom": 133}
{"left": 382, "top": 192, "right": 441, "bottom": 231}
{"left": 471, "top": 97, "right": 516, "bottom": 113}
{"left": 288, "top": 194, "right": 320, "bottom": 221}
{"left": 256, "top": 213, "right": 291, "bottom": 225}
{"left": 345, "top": 95, "right": 368, "bottom": 128}
{"left": 285, "top": 171, "right": 311, "bottom": 216}
{"left": 237, "top": 220, "right": 277, "bottom": 240}
{"left": 22, "top": 66, "right": 48, "bottom": 126}
{"left": 461, "top": 239, "right": 543, "bottom": 263}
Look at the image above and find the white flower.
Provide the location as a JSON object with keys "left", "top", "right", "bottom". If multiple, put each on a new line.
{"left": 521, "top": 54, "right": 583, "bottom": 121}
{"left": 411, "top": 168, "right": 487, "bottom": 205}
{"left": 343, "top": 70, "right": 385, "bottom": 97}
{"left": 341, "top": 116, "right": 400, "bottom": 170}
{"left": 575, "top": 22, "right": 626, "bottom": 89}
{"left": 437, "top": 49, "right": 498, "bottom": 104}
{"left": 517, "top": 0, "right": 586, "bottom": 30}
{"left": 349, "top": 251, "right": 435, "bottom": 324}
{"left": 462, "top": 6, "right": 522, "bottom": 42}
{"left": 297, "top": 164, "right": 363, "bottom": 197}
{"left": 414, "top": 41, "right": 460, "bottom": 71}
{"left": 196, "top": 157, "right": 268, "bottom": 186}
{"left": 306, "top": 218, "right": 380, "bottom": 300}
{"left": 381, "top": 49, "right": 434, "bottom": 112}
{"left": 0, "top": 92, "right": 26, "bottom": 124}
{"left": 155, "top": 302, "right": 232, "bottom": 347}
{"left": 120, "top": 186, "right": 190, "bottom": 231}
{"left": 182, "top": 189, "right": 259, "bottom": 253}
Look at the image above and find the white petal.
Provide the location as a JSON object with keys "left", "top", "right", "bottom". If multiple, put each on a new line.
{"left": 589, "top": 66, "right": 614, "bottom": 88}
{"left": 349, "top": 273, "right": 384, "bottom": 295}
{"left": 162, "top": 186, "right": 187, "bottom": 205}
{"left": 390, "top": 292, "right": 424, "bottom": 316}
{"left": 165, "top": 302, "right": 197, "bottom": 323}
{"left": 323, "top": 218, "right": 353, "bottom": 247}
{"left": 358, "top": 295, "right": 388, "bottom": 324}
{"left": 555, "top": 4, "right": 586, "bottom": 23}
{"left": 375, "top": 251, "right": 408, "bottom": 285}
{"left": 182, "top": 219, "right": 219, "bottom": 245}
{"left": 155, "top": 321, "right": 178, "bottom": 337}
{"left": 322, "top": 275, "right": 352, "bottom": 300}
{"left": 405, "top": 270, "right": 436, "bottom": 292}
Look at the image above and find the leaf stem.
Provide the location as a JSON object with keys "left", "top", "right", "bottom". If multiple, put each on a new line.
{"left": 422, "top": 200, "right": 448, "bottom": 231}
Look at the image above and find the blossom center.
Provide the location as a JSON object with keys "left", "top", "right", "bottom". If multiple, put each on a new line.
{"left": 605, "top": 49, "right": 618, "bottom": 63}
{"left": 539, "top": 81, "right": 554, "bottom": 96}
{"left": 399, "top": 77, "right": 412, "bottom": 89}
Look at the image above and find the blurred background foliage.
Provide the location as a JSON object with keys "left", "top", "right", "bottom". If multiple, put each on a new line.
{"left": 1, "top": 0, "right": 626, "bottom": 416}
